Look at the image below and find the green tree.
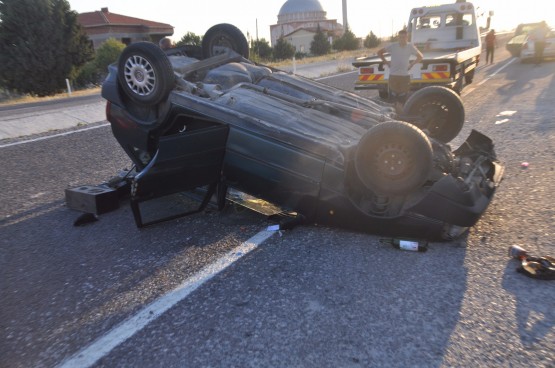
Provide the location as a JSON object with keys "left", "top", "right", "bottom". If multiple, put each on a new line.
{"left": 0, "top": 0, "right": 94, "bottom": 96}
{"left": 250, "top": 38, "right": 272, "bottom": 60}
{"left": 94, "top": 38, "right": 126, "bottom": 77}
{"left": 273, "top": 37, "right": 295, "bottom": 60}
{"left": 310, "top": 24, "right": 331, "bottom": 56}
{"left": 364, "top": 31, "right": 381, "bottom": 49}
{"left": 333, "top": 27, "right": 359, "bottom": 51}
{"left": 73, "top": 60, "right": 98, "bottom": 88}
{"left": 175, "top": 32, "right": 202, "bottom": 47}
{"left": 74, "top": 38, "right": 125, "bottom": 87}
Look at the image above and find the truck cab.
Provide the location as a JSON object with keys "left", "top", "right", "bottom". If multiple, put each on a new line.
{"left": 408, "top": 2, "right": 481, "bottom": 52}
{"left": 353, "top": 1, "right": 482, "bottom": 97}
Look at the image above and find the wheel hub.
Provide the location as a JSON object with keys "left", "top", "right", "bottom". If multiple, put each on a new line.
{"left": 375, "top": 144, "right": 411, "bottom": 178}
{"left": 134, "top": 70, "right": 144, "bottom": 82}
{"left": 419, "top": 102, "right": 448, "bottom": 131}
{"left": 123, "top": 55, "right": 155, "bottom": 96}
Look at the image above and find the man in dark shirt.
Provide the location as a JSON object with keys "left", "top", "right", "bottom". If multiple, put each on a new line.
{"left": 485, "top": 29, "right": 496, "bottom": 64}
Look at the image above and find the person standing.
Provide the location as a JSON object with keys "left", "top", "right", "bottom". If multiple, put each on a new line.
{"left": 378, "top": 29, "right": 423, "bottom": 110}
{"left": 530, "top": 22, "right": 548, "bottom": 65}
{"left": 159, "top": 37, "right": 173, "bottom": 51}
{"left": 485, "top": 29, "right": 497, "bottom": 64}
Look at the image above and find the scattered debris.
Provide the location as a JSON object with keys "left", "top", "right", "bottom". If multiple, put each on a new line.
{"left": 508, "top": 245, "right": 555, "bottom": 280}
{"left": 380, "top": 238, "right": 429, "bottom": 252}
{"left": 65, "top": 185, "right": 119, "bottom": 215}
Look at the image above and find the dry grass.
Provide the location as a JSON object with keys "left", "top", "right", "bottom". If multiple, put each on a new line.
{"left": 0, "top": 87, "right": 101, "bottom": 107}
{"left": 267, "top": 48, "right": 377, "bottom": 68}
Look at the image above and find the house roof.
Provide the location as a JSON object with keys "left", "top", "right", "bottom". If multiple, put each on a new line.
{"left": 78, "top": 7, "right": 173, "bottom": 30}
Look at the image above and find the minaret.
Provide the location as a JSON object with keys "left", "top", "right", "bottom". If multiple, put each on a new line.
{"left": 342, "top": 0, "right": 348, "bottom": 30}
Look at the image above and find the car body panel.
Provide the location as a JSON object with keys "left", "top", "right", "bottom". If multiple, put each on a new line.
{"left": 506, "top": 22, "right": 551, "bottom": 57}
{"left": 520, "top": 29, "right": 555, "bottom": 62}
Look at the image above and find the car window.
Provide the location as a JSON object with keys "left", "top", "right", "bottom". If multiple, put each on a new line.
{"left": 446, "top": 13, "right": 472, "bottom": 26}
{"left": 415, "top": 15, "right": 441, "bottom": 29}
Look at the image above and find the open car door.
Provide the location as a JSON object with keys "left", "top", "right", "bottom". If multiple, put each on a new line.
{"left": 130, "top": 123, "right": 229, "bottom": 227}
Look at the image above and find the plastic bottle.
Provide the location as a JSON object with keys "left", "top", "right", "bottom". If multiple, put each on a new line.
{"left": 381, "top": 238, "right": 428, "bottom": 252}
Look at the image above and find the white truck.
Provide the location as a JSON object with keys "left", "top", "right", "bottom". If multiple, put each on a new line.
{"left": 353, "top": 1, "right": 482, "bottom": 98}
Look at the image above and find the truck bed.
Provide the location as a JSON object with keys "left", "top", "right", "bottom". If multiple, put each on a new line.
{"left": 353, "top": 46, "right": 481, "bottom": 67}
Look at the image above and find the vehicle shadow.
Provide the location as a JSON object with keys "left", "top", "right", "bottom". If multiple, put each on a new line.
{"left": 501, "top": 260, "right": 555, "bottom": 346}
{"left": 533, "top": 70, "right": 555, "bottom": 134}
{"left": 496, "top": 59, "right": 555, "bottom": 104}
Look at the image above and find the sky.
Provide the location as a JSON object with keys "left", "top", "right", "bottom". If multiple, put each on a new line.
{"left": 67, "top": 0, "right": 555, "bottom": 43}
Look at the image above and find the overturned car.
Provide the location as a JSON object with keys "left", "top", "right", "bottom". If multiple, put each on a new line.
{"left": 101, "top": 24, "right": 503, "bottom": 240}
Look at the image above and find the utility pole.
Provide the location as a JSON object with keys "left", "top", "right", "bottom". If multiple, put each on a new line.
{"left": 342, "top": 0, "right": 348, "bottom": 31}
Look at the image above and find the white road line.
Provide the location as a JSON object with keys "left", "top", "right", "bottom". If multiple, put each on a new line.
{"left": 0, "top": 123, "right": 109, "bottom": 148}
{"left": 460, "top": 58, "right": 517, "bottom": 98}
{"left": 316, "top": 70, "right": 357, "bottom": 81}
{"left": 57, "top": 229, "right": 276, "bottom": 368}
{"left": 477, "top": 58, "right": 516, "bottom": 86}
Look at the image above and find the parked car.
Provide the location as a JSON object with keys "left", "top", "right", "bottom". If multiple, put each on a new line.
{"left": 506, "top": 21, "right": 549, "bottom": 57}
{"left": 520, "top": 29, "right": 555, "bottom": 62}
{"left": 100, "top": 23, "right": 504, "bottom": 241}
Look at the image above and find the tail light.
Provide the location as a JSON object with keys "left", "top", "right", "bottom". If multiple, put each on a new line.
{"left": 432, "top": 65, "right": 449, "bottom": 72}
{"left": 106, "top": 101, "right": 111, "bottom": 118}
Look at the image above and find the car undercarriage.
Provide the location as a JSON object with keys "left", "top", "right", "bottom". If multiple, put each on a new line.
{"left": 99, "top": 24, "right": 504, "bottom": 240}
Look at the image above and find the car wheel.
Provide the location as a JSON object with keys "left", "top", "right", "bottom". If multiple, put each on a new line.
{"left": 355, "top": 121, "right": 433, "bottom": 196}
{"left": 402, "top": 86, "right": 464, "bottom": 143}
{"left": 509, "top": 49, "right": 521, "bottom": 57}
{"left": 378, "top": 89, "right": 389, "bottom": 100}
{"left": 117, "top": 42, "right": 175, "bottom": 106}
{"left": 202, "top": 23, "right": 249, "bottom": 59}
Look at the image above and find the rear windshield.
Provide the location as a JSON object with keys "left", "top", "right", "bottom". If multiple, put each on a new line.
{"left": 411, "top": 12, "right": 473, "bottom": 30}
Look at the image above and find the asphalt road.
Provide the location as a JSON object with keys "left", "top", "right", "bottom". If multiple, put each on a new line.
{"left": 1, "top": 47, "right": 554, "bottom": 368}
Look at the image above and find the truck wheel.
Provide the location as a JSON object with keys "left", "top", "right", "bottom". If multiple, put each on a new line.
{"left": 354, "top": 121, "right": 433, "bottom": 196}
{"left": 464, "top": 69, "right": 475, "bottom": 84}
{"left": 453, "top": 77, "right": 463, "bottom": 94}
{"left": 202, "top": 24, "right": 249, "bottom": 59}
{"left": 117, "top": 42, "right": 175, "bottom": 106}
{"left": 402, "top": 86, "right": 464, "bottom": 143}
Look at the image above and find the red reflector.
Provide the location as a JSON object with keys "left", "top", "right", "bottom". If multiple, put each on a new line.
{"left": 433, "top": 65, "right": 448, "bottom": 72}
{"left": 361, "top": 67, "right": 374, "bottom": 74}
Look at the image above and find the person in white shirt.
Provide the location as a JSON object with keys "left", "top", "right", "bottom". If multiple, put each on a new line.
{"left": 378, "top": 29, "right": 423, "bottom": 110}
{"left": 530, "top": 22, "right": 548, "bottom": 65}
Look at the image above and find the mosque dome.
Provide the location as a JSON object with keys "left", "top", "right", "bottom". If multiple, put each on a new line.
{"left": 279, "top": 0, "right": 324, "bottom": 15}
{"left": 278, "top": 0, "right": 326, "bottom": 23}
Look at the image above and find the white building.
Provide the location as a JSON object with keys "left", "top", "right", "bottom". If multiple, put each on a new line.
{"left": 270, "top": 0, "right": 343, "bottom": 53}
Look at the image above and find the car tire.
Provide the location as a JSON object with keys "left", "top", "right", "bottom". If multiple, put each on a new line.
{"left": 402, "top": 86, "right": 464, "bottom": 143}
{"left": 378, "top": 89, "right": 389, "bottom": 100}
{"left": 464, "top": 69, "right": 475, "bottom": 84}
{"left": 202, "top": 23, "right": 249, "bottom": 59}
{"left": 354, "top": 121, "right": 433, "bottom": 196}
{"left": 117, "top": 42, "right": 175, "bottom": 106}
